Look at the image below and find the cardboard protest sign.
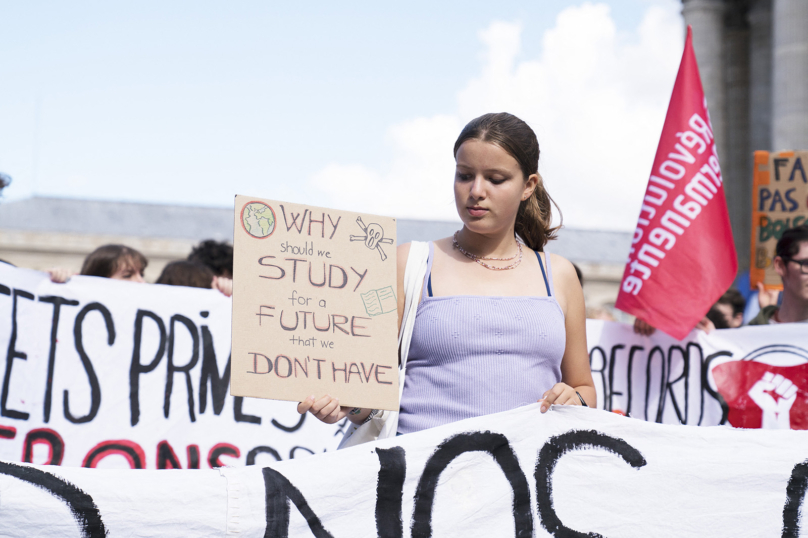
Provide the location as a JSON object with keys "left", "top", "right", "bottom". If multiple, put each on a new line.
{"left": 3, "top": 405, "right": 808, "bottom": 537}
{"left": 231, "top": 196, "right": 399, "bottom": 411}
{"left": 750, "top": 150, "right": 808, "bottom": 290}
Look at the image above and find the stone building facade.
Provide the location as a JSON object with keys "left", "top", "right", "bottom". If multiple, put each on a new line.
{"left": 682, "top": 0, "right": 808, "bottom": 275}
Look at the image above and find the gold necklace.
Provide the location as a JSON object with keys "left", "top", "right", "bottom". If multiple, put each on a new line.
{"left": 452, "top": 231, "right": 523, "bottom": 271}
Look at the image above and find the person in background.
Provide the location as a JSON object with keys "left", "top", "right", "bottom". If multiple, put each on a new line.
{"left": 49, "top": 244, "right": 147, "bottom": 283}
{"left": 708, "top": 289, "right": 746, "bottom": 328}
{"left": 188, "top": 240, "right": 233, "bottom": 278}
{"left": 749, "top": 225, "right": 808, "bottom": 325}
{"left": 572, "top": 262, "right": 583, "bottom": 287}
{"left": 157, "top": 260, "right": 214, "bottom": 288}
{"left": 156, "top": 260, "right": 232, "bottom": 296}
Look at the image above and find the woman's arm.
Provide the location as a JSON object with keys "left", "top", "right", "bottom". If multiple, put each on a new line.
{"left": 297, "top": 243, "right": 411, "bottom": 423}
{"left": 539, "top": 254, "right": 596, "bottom": 411}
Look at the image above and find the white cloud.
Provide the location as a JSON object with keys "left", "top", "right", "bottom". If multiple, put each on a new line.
{"left": 309, "top": 1, "right": 684, "bottom": 230}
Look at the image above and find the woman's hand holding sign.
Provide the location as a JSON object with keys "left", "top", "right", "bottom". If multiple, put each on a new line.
{"left": 297, "top": 395, "right": 371, "bottom": 425}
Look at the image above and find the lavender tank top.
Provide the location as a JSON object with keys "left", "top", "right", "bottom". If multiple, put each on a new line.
{"left": 397, "top": 242, "right": 566, "bottom": 435}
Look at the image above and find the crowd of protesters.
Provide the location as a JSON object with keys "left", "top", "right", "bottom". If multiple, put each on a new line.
{"left": 46, "top": 240, "right": 234, "bottom": 296}
{"left": 634, "top": 224, "right": 808, "bottom": 334}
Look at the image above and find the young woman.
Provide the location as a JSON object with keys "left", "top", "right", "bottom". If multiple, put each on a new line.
{"left": 48, "top": 244, "right": 147, "bottom": 283}
{"left": 298, "top": 112, "right": 595, "bottom": 436}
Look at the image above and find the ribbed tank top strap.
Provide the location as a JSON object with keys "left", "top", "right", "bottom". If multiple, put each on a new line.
{"left": 421, "top": 241, "right": 435, "bottom": 301}
{"left": 542, "top": 249, "right": 555, "bottom": 296}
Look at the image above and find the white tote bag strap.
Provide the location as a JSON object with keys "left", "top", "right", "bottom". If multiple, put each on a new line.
{"left": 338, "top": 241, "right": 430, "bottom": 448}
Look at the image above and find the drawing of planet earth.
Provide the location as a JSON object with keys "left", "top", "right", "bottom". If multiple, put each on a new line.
{"left": 241, "top": 202, "right": 276, "bottom": 238}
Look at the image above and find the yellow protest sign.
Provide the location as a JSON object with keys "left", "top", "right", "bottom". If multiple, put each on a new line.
{"left": 750, "top": 150, "right": 808, "bottom": 290}
{"left": 230, "top": 196, "right": 399, "bottom": 410}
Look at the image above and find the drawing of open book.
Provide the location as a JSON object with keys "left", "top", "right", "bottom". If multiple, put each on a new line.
{"left": 361, "top": 286, "right": 397, "bottom": 316}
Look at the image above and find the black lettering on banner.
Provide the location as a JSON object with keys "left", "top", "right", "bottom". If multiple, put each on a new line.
{"left": 411, "top": 431, "right": 533, "bottom": 538}
{"left": 187, "top": 445, "right": 200, "bottom": 469}
{"left": 129, "top": 310, "right": 167, "bottom": 426}
{"left": 38, "top": 295, "right": 79, "bottom": 423}
{"left": 247, "top": 446, "right": 282, "bottom": 465}
{"left": 164, "top": 314, "right": 200, "bottom": 422}
{"left": 702, "top": 351, "right": 730, "bottom": 425}
{"left": 2, "top": 289, "right": 35, "bottom": 420}
{"left": 782, "top": 459, "right": 808, "bottom": 538}
{"left": 272, "top": 413, "right": 305, "bottom": 433}
{"left": 82, "top": 440, "right": 145, "bottom": 469}
{"left": 66, "top": 303, "right": 114, "bottom": 424}
{"left": 0, "top": 461, "right": 107, "bottom": 538}
{"left": 22, "top": 428, "right": 65, "bottom": 465}
{"left": 208, "top": 443, "right": 240, "bottom": 468}
{"left": 262, "top": 466, "right": 334, "bottom": 538}
{"left": 687, "top": 343, "right": 708, "bottom": 426}
{"left": 625, "top": 345, "right": 645, "bottom": 417}
{"left": 290, "top": 446, "right": 316, "bottom": 459}
{"left": 198, "top": 326, "right": 230, "bottom": 416}
{"left": 588, "top": 347, "right": 607, "bottom": 409}
{"left": 376, "top": 447, "right": 406, "bottom": 538}
{"left": 156, "top": 440, "right": 183, "bottom": 469}
{"left": 234, "top": 396, "right": 261, "bottom": 424}
{"left": 645, "top": 346, "right": 666, "bottom": 422}
{"left": 534, "top": 430, "right": 646, "bottom": 537}
{"left": 664, "top": 345, "right": 688, "bottom": 424}
{"left": 606, "top": 344, "right": 625, "bottom": 412}
{"left": 0, "top": 424, "right": 16, "bottom": 439}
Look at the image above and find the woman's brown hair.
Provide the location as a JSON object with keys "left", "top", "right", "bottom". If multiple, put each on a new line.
{"left": 80, "top": 244, "right": 148, "bottom": 278}
{"left": 156, "top": 260, "right": 214, "bottom": 289}
{"left": 453, "top": 112, "right": 561, "bottom": 251}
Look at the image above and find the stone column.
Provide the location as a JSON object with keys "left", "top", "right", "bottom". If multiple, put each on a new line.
{"left": 682, "top": 0, "right": 728, "bottom": 167}
{"left": 725, "top": 8, "right": 752, "bottom": 275}
{"left": 748, "top": 0, "right": 773, "bottom": 153}
{"left": 772, "top": 0, "right": 808, "bottom": 149}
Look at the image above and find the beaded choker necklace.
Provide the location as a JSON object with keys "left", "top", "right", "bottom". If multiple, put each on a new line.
{"left": 452, "top": 231, "right": 523, "bottom": 271}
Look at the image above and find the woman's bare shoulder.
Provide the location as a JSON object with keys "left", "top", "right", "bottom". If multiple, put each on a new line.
{"left": 547, "top": 253, "right": 580, "bottom": 288}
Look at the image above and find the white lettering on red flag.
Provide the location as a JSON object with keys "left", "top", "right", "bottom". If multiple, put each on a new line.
{"left": 616, "top": 26, "right": 737, "bottom": 339}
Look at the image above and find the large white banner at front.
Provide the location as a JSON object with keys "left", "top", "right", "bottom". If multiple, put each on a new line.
{"left": 0, "top": 265, "right": 341, "bottom": 469}
{"left": 1, "top": 261, "right": 805, "bottom": 472}
{"left": 1, "top": 405, "right": 807, "bottom": 537}
{"left": 586, "top": 319, "right": 808, "bottom": 429}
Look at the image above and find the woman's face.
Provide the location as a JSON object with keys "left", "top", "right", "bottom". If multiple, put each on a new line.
{"left": 110, "top": 261, "right": 146, "bottom": 283}
{"left": 454, "top": 138, "right": 537, "bottom": 235}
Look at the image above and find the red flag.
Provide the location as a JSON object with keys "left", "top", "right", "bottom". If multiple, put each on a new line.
{"left": 615, "top": 26, "right": 737, "bottom": 340}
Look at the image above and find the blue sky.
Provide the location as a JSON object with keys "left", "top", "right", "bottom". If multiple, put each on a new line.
{"left": 0, "top": 0, "right": 684, "bottom": 230}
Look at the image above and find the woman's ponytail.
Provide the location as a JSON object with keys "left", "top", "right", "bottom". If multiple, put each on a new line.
{"left": 515, "top": 172, "right": 561, "bottom": 251}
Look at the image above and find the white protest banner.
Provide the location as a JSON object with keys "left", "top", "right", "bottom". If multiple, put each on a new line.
{"left": 586, "top": 319, "right": 808, "bottom": 429}
{"left": 1, "top": 405, "right": 807, "bottom": 537}
{"left": 0, "top": 264, "right": 341, "bottom": 469}
{"left": 231, "top": 196, "right": 399, "bottom": 411}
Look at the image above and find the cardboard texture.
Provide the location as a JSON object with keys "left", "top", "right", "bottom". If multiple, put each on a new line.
{"left": 230, "top": 196, "right": 399, "bottom": 410}
{"left": 750, "top": 150, "right": 808, "bottom": 290}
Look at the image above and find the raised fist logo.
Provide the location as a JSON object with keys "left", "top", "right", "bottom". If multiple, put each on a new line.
{"left": 747, "top": 372, "right": 798, "bottom": 429}
{"left": 710, "top": 345, "right": 808, "bottom": 430}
